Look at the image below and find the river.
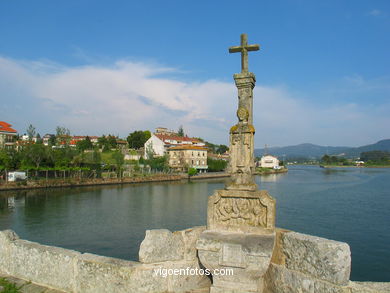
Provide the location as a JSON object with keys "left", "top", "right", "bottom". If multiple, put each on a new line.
{"left": 0, "top": 165, "right": 389, "bottom": 281}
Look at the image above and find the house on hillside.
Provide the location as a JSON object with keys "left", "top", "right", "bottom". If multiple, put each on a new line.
{"left": 0, "top": 121, "right": 17, "bottom": 149}
{"left": 259, "top": 155, "right": 280, "bottom": 168}
{"left": 168, "top": 145, "right": 208, "bottom": 172}
{"left": 144, "top": 129, "right": 205, "bottom": 158}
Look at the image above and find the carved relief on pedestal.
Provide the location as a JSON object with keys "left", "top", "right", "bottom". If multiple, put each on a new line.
{"left": 207, "top": 189, "right": 275, "bottom": 233}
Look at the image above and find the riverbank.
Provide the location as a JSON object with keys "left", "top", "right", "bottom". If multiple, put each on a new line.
{"left": 320, "top": 165, "right": 390, "bottom": 168}
{"left": 0, "top": 174, "right": 186, "bottom": 192}
{"left": 254, "top": 167, "right": 288, "bottom": 175}
{"left": 0, "top": 169, "right": 291, "bottom": 192}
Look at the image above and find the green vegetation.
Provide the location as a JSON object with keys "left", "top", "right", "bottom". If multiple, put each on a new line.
{"left": 320, "top": 155, "right": 353, "bottom": 166}
{"left": 207, "top": 158, "right": 228, "bottom": 172}
{"left": 126, "top": 130, "right": 151, "bottom": 149}
{"left": 140, "top": 155, "right": 169, "bottom": 172}
{"left": 0, "top": 277, "right": 21, "bottom": 293}
{"left": 188, "top": 167, "right": 198, "bottom": 176}
{"left": 360, "top": 151, "right": 390, "bottom": 166}
{"left": 177, "top": 125, "right": 185, "bottom": 137}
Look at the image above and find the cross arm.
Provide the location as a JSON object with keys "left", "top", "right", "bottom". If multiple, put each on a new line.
{"left": 229, "top": 46, "right": 242, "bottom": 53}
{"left": 246, "top": 44, "right": 260, "bottom": 51}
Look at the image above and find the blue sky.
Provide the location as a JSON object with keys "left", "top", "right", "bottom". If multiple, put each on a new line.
{"left": 0, "top": 0, "right": 389, "bottom": 147}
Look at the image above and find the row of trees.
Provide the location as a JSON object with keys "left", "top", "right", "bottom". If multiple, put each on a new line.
{"left": 320, "top": 155, "right": 352, "bottom": 166}
{"left": 360, "top": 151, "right": 390, "bottom": 165}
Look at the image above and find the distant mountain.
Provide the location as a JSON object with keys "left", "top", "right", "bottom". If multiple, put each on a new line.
{"left": 254, "top": 139, "right": 390, "bottom": 160}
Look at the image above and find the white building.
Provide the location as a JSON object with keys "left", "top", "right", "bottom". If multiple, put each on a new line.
{"left": 260, "top": 155, "right": 280, "bottom": 168}
{"left": 144, "top": 131, "right": 205, "bottom": 159}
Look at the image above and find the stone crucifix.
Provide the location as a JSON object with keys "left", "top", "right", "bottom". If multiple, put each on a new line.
{"left": 226, "top": 33, "right": 260, "bottom": 190}
{"left": 229, "top": 33, "right": 260, "bottom": 73}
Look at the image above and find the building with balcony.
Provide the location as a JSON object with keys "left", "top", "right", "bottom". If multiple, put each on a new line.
{"left": 0, "top": 121, "right": 17, "bottom": 149}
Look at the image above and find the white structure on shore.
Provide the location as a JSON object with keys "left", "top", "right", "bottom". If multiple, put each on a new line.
{"left": 144, "top": 129, "right": 205, "bottom": 159}
{"left": 260, "top": 155, "right": 280, "bottom": 168}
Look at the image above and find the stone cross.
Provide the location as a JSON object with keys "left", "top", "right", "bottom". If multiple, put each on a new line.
{"left": 229, "top": 34, "right": 260, "bottom": 73}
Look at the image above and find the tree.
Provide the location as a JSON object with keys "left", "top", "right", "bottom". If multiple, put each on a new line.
{"left": 207, "top": 158, "right": 228, "bottom": 172}
{"left": 107, "top": 135, "right": 117, "bottom": 149}
{"left": 24, "top": 144, "right": 47, "bottom": 169}
{"left": 127, "top": 130, "right": 151, "bottom": 149}
{"left": 56, "top": 126, "right": 70, "bottom": 136}
{"left": 111, "top": 151, "right": 124, "bottom": 175}
{"left": 177, "top": 125, "right": 184, "bottom": 137}
{"left": 26, "top": 124, "right": 36, "bottom": 141}
{"left": 35, "top": 133, "right": 42, "bottom": 144}
{"left": 216, "top": 144, "right": 229, "bottom": 154}
{"left": 76, "top": 136, "right": 93, "bottom": 152}
{"left": 48, "top": 135, "right": 56, "bottom": 146}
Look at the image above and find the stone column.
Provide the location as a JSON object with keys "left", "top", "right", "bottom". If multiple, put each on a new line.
{"left": 196, "top": 34, "right": 276, "bottom": 293}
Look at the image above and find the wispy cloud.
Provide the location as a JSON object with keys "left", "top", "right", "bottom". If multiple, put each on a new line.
{"left": 369, "top": 9, "right": 382, "bottom": 16}
{"left": 0, "top": 56, "right": 388, "bottom": 147}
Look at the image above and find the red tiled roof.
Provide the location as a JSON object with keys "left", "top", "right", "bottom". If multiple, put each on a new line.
{"left": 155, "top": 133, "right": 201, "bottom": 143}
{"left": 168, "top": 145, "right": 207, "bottom": 151}
{"left": 0, "top": 121, "right": 17, "bottom": 133}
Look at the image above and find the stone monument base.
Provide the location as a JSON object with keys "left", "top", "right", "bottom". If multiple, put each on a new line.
{"left": 197, "top": 230, "right": 275, "bottom": 293}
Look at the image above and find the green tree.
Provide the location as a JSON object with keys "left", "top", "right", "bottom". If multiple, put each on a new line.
{"left": 107, "top": 135, "right": 117, "bottom": 149}
{"left": 207, "top": 158, "right": 228, "bottom": 172}
{"left": 111, "top": 151, "right": 124, "bottom": 175}
{"left": 26, "top": 124, "right": 36, "bottom": 141}
{"left": 188, "top": 167, "right": 198, "bottom": 176}
{"left": 216, "top": 144, "right": 229, "bottom": 154}
{"left": 177, "top": 125, "right": 184, "bottom": 137}
{"left": 23, "top": 144, "right": 47, "bottom": 169}
{"left": 56, "top": 126, "right": 70, "bottom": 136}
{"left": 76, "top": 136, "right": 93, "bottom": 152}
{"left": 48, "top": 135, "right": 56, "bottom": 146}
{"left": 127, "top": 130, "right": 151, "bottom": 149}
{"left": 146, "top": 155, "right": 168, "bottom": 171}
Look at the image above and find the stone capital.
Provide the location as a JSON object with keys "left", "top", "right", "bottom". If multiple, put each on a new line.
{"left": 233, "top": 72, "right": 256, "bottom": 89}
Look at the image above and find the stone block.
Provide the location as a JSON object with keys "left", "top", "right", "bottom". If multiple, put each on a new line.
{"left": 8, "top": 239, "right": 80, "bottom": 292}
{"left": 264, "top": 263, "right": 350, "bottom": 293}
{"left": 165, "top": 260, "right": 212, "bottom": 292}
{"left": 349, "top": 281, "right": 390, "bottom": 293}
{"left": 0, "top": 230, "right": 18, "bottom": 274}
{"left": 282, "top": 232, "right": 351, "bottom": 285}
{"left": 180, "top": 226, "right": 206, "bottom": 261}
{"left": 75, "top": 253, "right": 168, "bottom": 293}
{"left": 197, "top": 230, "right": 275, "bottom": 293}
{"left": 139, "top": 229, "right": 185, "bottom": 263}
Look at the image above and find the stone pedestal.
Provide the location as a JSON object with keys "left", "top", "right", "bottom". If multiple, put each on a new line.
{"left": 197, "top": 189, "right": 276, "bottom": 293}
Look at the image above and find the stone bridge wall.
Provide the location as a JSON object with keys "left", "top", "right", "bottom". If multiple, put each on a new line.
{"left": 0, "top": 228, "right": 388, "bottom": 292}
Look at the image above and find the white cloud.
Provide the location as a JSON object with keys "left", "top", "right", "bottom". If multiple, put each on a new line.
{"left": 0, "top": 56, "right": 389, "bottom": 147}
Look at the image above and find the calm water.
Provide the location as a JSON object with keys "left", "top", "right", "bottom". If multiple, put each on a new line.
{"left": 0, "top": 165, "right": 389, "bottom": 281}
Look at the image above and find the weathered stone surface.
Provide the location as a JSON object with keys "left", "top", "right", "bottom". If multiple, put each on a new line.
{"left": 180, "top": 226, "right": 206, "bottom": 261}
{"left": 349, "top": 281, "right": 390, "bottom": 293}
{"left": 76, "top": 253, "right": 167, "bottom": 293}
{"left": 0, "top": 230, "right": 18, "bottom": 275}
{"left": 9, "top": 239, "right": 80, "bottom": 292}
{"left": 207, "top": 189, "right": 275, "bottom": 233}
{"left": 264, "top": 263, "right": 350, "bottom": 293}
{"left": 197, "top": 230, "right": 275, "bottom": 292}
{"left": 282, "top": 232, "right": 351, "bottom": 286}
{"left": 165, "top": 260, "right": 212, "bottom": 292}
{"left": 139, "top": 229, "right": 185, "bottom": 263}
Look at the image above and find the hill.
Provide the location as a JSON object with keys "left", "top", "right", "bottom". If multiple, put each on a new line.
{"left": 254, "top": 139, "right": 390, "bottom": 160}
